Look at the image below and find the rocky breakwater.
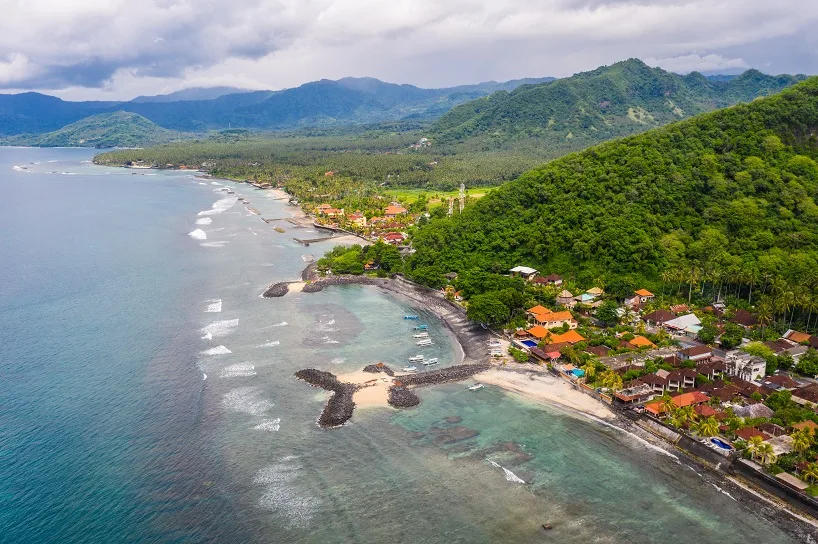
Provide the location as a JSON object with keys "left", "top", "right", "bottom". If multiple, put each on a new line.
{"left": 387, "top": 384, "right": 420, "bottom": 407}
{"left": 398, "top": 363, "right": 491, "bottom": 388}
{"left": 262, "top": 282, "right": 290, "bottom": 298}
{"left": 302, "top": 274, "right": 389, "bottom": 293}
{"left": 363, "top": 362, "right": 395, "bottom": 377}
{"left": 295, "top": 369, "right": 359, "bottom": 428}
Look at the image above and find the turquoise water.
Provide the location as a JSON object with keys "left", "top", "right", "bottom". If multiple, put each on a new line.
{"left": 0, "top": 148, "right": 800, "bottom": 543}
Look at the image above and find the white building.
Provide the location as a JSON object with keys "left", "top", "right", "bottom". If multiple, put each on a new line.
{"left": 725, "top": 350, "right": 767, "bottom": 382}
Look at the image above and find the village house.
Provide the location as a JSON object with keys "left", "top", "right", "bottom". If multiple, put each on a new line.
{"left": 696, "top": 360, "right": 727, "bottom": 381}
{"left": 679, "top": 345, "right": 713, "bottom": 362}
{"left": 510, "top": 266, "right": 539, "bottom": 281}
{"left": 381, "top": 232, "right": 405, "bottom": 246}
{"left": 347, "top": 211, "right": 366, "bottom": 227}
{"left": 615, "top": 381, "right": 656, "bottom": 404}
{"left": 627, "top": 335, "right": 656, "bottom": 350}
{"left": 725, "top": 350, "right": 767, "bottom": 382}
{"left": 546, "top": 330, "right": 586, "bottom": 344}
{"left": 544, "top": 273, "right": 563, "bottom": 286}
{"left": 783, "top": 329, "right": 818, "bottom": 348}
{"left": 557, "top": 289, "right": 575, "bottom": 307}
{"left": 644, "top": 391, "right": 709, "bottom": 416}
{"left": 526, "top": 305, "right": 577, "bottom": 329}
{"left": 586, "top": 287, "right": 604, "bottom": 297}
{"left": 384, "top": 204, "right": 408, "bottom": 218}
{"left": 663, "top": 313, "right": 702, "bottom": 337}
{"left": 640, "top": 373, "right": 669, "bottom": 395}
{"left": 642, "top": 309, "right": 676, "bottom": 328}
{"left": 730, "top": 309, "right": 758, "bottom": 329}
{"left": 666, "top": 368, "right": 698, "bottom": 391}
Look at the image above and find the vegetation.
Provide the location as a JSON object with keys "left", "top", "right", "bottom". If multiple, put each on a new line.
{"left": 433, "top": 59, "right": 804, "bottom": 154}
{"left": 408, "top": 77, "right": 818, "bottom": 332}
{"left": 316, "top": 242, "right": 402, "bottom": 276}
{"left": 1, "top": 112, "right": 187, "bottom": 148}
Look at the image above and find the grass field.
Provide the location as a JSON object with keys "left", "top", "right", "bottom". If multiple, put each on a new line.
{"left": 383, "top": 187, "right": 494, "bottom": 204}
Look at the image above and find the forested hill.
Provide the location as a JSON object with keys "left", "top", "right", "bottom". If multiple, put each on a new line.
{"left": 431, "top": 59, "right": 805, "bottom": 153}
{"left": 408, "top": 76, "right": 818, "bottom": 290}
{"left": 1, "top": 112, "right": 187, "bottom": 148}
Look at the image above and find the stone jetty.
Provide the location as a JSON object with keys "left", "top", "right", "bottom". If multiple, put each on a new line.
{"left": 295, "top": 369, "right": 358, "bottom": 428}
{"left": 262, "top": 282, "right": 290, "bottom": 298}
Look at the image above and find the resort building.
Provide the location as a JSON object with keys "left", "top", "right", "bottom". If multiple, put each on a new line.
{"left": 510, "top": 266, "right": 539, "bottom": 281}
{"left": 544, "top": 273, "right": 563, "bottom": 286}
{"left": 642, "top": 309, "right": 676, "bottom": 328}
{"left": 663, "top": 313, "right": 702, "bottom": 337}
{"left": 725, "top": 350, "right": 767, "bottom": 381}
{"left": 557, "top": 289, "right": 575, "bottom": 307}
{"left": 384, "top": 205, "right": 408, "bottom": 217}
{"left": 526, "top": 306, "right": 577, "bottom": 329}
{"left": 679, "top": 345, "right": 713, "bottom": 362}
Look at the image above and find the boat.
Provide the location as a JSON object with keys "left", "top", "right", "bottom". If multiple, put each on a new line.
{"left": 408, "top": 355, "right": 424, "bottom": 362}
{"left": 413, "top": 333, "right": 429, "bottom": 338}
{"left": 468, "top": 384, "right": 485, "bottom": 391}
{"left": 403, "top": 315, "right": 419, "bottom": 320}
{"left": 423, "top": 358, "right": 439, "bottom": 366}
{"left": 413, "top": 325, "right": 428, "bottom": 330}
{"left": 416, "top": 339, "right": 433, "bottom": 346}
{"left": 402, "top": 365, "right": 418, "bottom": 372}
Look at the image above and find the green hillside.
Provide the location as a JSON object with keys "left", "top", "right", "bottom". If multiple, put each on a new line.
{"left": 3, "top": 111, "right": 186, "bottom": 148}
{"left": 432, "top": 59, "right": 805, "bottom": 153}
{"left": 409, "top": 76, "right": 818, "bottom": 293}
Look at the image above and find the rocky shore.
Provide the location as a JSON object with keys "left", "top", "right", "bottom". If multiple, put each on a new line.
{"left": 294, "top": 369, "right": 358, "bottom": 428}
{"left": 262, "top": 282, "right": 290, "bottom": 298}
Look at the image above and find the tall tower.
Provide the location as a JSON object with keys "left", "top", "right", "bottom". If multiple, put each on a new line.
{"left": 458, "top": 183, "right": 465, "bottom": 214}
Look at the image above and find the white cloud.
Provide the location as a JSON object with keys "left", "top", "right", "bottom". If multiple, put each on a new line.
{"left": 5, "top": 0, "right": 818, "bottom": 99}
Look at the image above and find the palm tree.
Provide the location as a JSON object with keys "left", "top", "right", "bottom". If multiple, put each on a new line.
{"left": 806, "top": 297, "right": 818, "bottom": 333}
{"left": 660, "top": 395, "right": 676, "bottom": 415}
{"left": 695, "top": 416, "right": 720, "bottom": 437}
{"left": 757, "top": 442, "right": 777, "bottom": 466}
{"left": 660, "top": 270, "right": 671, "bottom": 305}
{"left": 678, "top": 405, "right": 698, "bottom": 425}
{"left": 669, "top": 409, "right": 688, "bottom": 429}
{"left": 747, "top": 435, "right": 764, "bottom": 459}
{"left": 792, "top": 429, "right": 814, "bottom": 457}
{"left": 801, "top": 462, "right": 818, "bottom": 484}
{"left": 581, "top": 362, "right": 596, "bottom": 382}
{"left": 756, "top": 301, "right": 773, "bottom": 341}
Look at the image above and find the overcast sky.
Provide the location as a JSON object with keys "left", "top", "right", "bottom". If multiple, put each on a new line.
{"left": 3, "top": 0, "right": 818, "bottom": 101}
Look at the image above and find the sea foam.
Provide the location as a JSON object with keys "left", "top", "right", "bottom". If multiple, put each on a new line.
{"left": 204, "top": 299, "right": 222, "bottom": 313}
{"left": 188, "top": 229, "right": 207, "bottom": 240}
{"left": 254, "top": 458, "right": 321, "bottom": 528}
{"left": 198, "top": 196, "right": 236, "bottom": 216}
{"left": 222, "top": 386, "right": 273, "bottom": 416}
{"left": 488, "top": 460, "right": 526, "bottom": 484}
{"left": 254, "top": 418, "right": 281, "bottom": 431}
{"left": 201, "top": 345, "right": 231, "bottom": 356}
{"left": 220, "top": 363, "right": 257, "bottom": 378}
{"left": 196, "top": 217, "right": 212, "bottom": 225}
{"left": 201, "top": 319, "right": 239, "bottom": 338}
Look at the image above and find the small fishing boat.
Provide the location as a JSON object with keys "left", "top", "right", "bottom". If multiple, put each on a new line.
{"left": 403, "top": 315, "right": 419, "bottom": 320}
{"left": 413, "top": 325, "right": 428, "bottom": 331}
{"left": 408, "top": 355, "right": 424, "bottom": 362}
{"left": 413, "top": 333, "right": 429, "bottom": 338}
{"left": 468, "top": 384, "right": 484, "bottom": 391}
{"left": 402, "top": 365, "right": 418, "bottom": 372}
{"left": 423, "top": 358, "right": 439, "bottom": 366}
{"left": 416, "top": 339, "right": 433, "bottom": 346}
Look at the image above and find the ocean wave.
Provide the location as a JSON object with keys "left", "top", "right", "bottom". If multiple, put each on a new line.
{"left": 198, "top": 182, "right": 207, "bottom": 185}
{"left": 205, "top": 299, "right": 222, "bottom": 313}
{"left": 272, "top": 321, "right": 288, "bottom": 327}
{"left": 201, "top": 332, "right": 213, "bottom": 340}
{"left": 321, "top": 336, "right": 339, "bottom": 344}
{"left": 583, "top": 413, "right": 680, "bottom": 462}
{"left": 222, "top": 386, "right": 273, "bottom": 416}
{"left": 254, "top": 458, "right": 321, "bottom": 528}
{"left": 330, "top": 357, "right": 346, "bottom": 365}
{"left": 211, "top": 181, "right": 222, "bottom": 185}
{"left": 198, "top": 196, "right": 236, "bottom": 216}
{"left": 258, "top": 340, "right": 280, "bottom": 347}
{"left": 201, "top": 345, "right": 231, "bottom": 356}
{"left": 201, "top": 319, "right": 239, "bottom": 338}
{"left": 188, "top": 229, "right": 207, "bottom": 240}
{"left": 196, "top": 217, "right": 213, "bottom": 225}
{"left": 254, "top": 418, "right": 281, "bottom": 431}
{"left": 220, "top": 363, "right": 257, "bottom": 378}
{"left": 487, "top": 460, "right": 526, "bottom": 484}
{"left": 200, "top": 241, "right": 229, "bottom": 248}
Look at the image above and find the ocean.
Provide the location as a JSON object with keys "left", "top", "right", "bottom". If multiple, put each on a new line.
{"left": 0, "top": 147, "right": 801, "bottom": 543}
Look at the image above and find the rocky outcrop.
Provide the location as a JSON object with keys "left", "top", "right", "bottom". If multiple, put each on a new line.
{"left": 363, "top": 363, "right": 395, "bottom": 377}
{"left": 294, "top": 369, "right": 358, "bottom": 428}
{"left": 262, "top": 282, "right": 290, "bottom": 298}
{"left": 388, "top": 385, "right": 420, "bottom": 407}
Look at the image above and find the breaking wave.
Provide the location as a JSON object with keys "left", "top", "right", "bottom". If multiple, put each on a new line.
{"left": 198, "top": 196, "right": 236, "bottom": 216}
{"left": 220, "top": 363, "right": 257, "bottom": 378}
{"left": 205, "top": 299, "right": 222, "bottom": 313}
{"left": 196, "top": 217, "right": 212, "bottom": 225}
{"left": 222, "top": 386, "right": 273, "bottom": 416}
{"left": 200, "top": 241, "right": 229, "bottom": 248}
{"left": 330, "top": 357, "right": 346, "bottom": 365}
{"left": 253, "top": 458, "right": 321, "bottom": 528}
{"left": 188, "top": 229, "right": 207, "bottom": 240}
{"left": 200, "top": 319, "right": 239, "bottom": 338}
{"left": 201, "top": 345, "right": 231, "bottom": 356}
{"left": 488, "top": 460, "right": 526, "bottom": 484}
{"left": 254, "top": 418, "right": 281, "bottom": 431}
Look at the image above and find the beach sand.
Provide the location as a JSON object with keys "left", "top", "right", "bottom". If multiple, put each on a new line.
{"left": 476, "top": 369, "right": 615, "bottom": 420}
{"left": 288, "top": 281, "right": 306, "bottom": 293}
{"left": 336, "top": 369, "right": 395, "bottom": 407}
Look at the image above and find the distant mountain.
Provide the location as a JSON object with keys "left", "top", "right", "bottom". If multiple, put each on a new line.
{"left": 0, "top": 76, "right": 554, "bottom": 136}
{"left": 1, "top": 112, "right": 187, "bottom": 148}
{"left": 431, "top": 59, "right": 806, "bottom": 151}
{"left": 130, "top": 86, "right": 250, "bottom": 103}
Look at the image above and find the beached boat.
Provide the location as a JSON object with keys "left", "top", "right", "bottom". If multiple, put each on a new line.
{"left": 402, "top": 365, "right": 418, "bottom": 372}
{"left": 403, "top": 315, "right": 419, "bottom": 320}
{"left": 416, "top": 339, "right": 433, "bottom": 346}
{"left": 413, "top": 325, "right": 428, "bottom": 330}
{"left": 408, "top": 355, "right": 424, "bottom": 362}
{"left": 413, "top": 333, "right": 429, "bottom": 338}
{"left": 423, "top": 358, "right": 439, "bottom": 366}
{"left": 468, "top": 384, "right": 484, "bottom": 391}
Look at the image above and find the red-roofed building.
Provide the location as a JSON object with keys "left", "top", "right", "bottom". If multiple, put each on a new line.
{"left": 735, "top": 427, "right": 771, "bottom": 441}
{"left": 384, "top": 205, "right": 408, "bottom": 217}
{"left": 382, "top": 232, "right": 405, "bottom": 245}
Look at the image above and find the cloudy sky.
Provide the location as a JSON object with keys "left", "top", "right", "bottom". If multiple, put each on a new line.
{"left": 3, "top": 0, "right": 818, "bottom": 100}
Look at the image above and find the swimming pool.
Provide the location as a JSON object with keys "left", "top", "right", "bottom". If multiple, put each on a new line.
{"left": 521, "top": 340, "right": 538, "bottom": 348}
{"left": 711, "top": 438, "right": 733, "bottom": 450}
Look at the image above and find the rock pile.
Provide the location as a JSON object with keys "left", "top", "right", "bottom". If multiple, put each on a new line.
{"left": 388, "top": 386, "right": 420, "bottom": 407}
{"left": 363, "top": 363, "right": 395, "bottom": 377}
{"left": 399, "top": 364, "right": 491, "bottom": 388}
{"left": 262, "top": 282, "right": 290, "bottom": 298}
{"left": 294, "top": 369, "right": 358, "bottom": 428}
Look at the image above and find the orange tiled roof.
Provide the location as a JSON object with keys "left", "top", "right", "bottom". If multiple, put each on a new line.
{"left": 536, "top": 310, "right": 574, "bottom": 323}
{"left": 787, "top": 331, "right": 812, "bottom": 343}
{"left": 549, "top": 330, "right": 585, "bottom": 344}
{"left": 527, "top": 305, "right": 551, "bottom": 315}
{"left": 635, "top": 289, "right": 654, "bottom": 297}
{"left": 628, "top": 335, "right": 656, "bottom": 348}
{"left": 526, "top": 325, "right": 550, "bottom": 339}
{"left": 384, "top": 205, "right": 407, "bottom": 215}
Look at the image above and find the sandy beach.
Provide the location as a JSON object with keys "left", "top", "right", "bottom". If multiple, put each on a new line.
{"left": 336, "top": 369, "right": 398, "bottom": 407}
{"left": 476, "top": 369, "right": 616, "bottom": 420}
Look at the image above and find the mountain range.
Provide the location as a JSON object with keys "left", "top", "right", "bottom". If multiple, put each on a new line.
{"left": 0, "top": 76, "right": 555, "bottom": 137}
{"left": 431, "top": 59, "right": 806, "bottom": 153}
